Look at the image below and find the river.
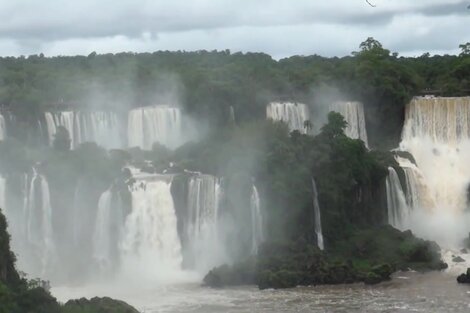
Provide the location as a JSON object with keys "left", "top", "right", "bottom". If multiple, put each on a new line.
{"left": 52, "top": 271, "right": 470, "bottom": 313}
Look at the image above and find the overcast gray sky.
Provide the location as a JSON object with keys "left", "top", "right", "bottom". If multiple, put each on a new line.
{"left": 0, "top": 0, "right": 468, "bottom": 58}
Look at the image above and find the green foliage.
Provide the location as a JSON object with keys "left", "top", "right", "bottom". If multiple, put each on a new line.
{"left": 2, "top": 40, "right": 469, "bottom": 148}
{"left": 320, "top": 111, "right": 348, "bottom": 139}
{"left": 62, "top": 297, "right": 139, "bottom": 313}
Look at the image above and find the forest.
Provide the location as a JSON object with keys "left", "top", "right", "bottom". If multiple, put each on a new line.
{"left": 1, "top": 38, "right": 469, "bottom": 148}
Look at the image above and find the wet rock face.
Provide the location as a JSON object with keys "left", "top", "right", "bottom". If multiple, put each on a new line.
{"left": 456, "top": 268, "right": 470, "bottom": 284}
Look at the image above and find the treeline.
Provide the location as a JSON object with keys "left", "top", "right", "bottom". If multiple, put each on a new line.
{"left": 0, "top": 38, "right": 469, "bottom": 148}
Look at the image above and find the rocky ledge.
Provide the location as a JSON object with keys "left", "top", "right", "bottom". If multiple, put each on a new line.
{"left": 457, "top": 268, "right": 470, "bottom": 284}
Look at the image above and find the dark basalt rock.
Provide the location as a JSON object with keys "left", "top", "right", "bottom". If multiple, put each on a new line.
{"left": 453, "top": 256, "right": 466, "bottom": 263}
{"left": 460, "top": 249, "right": 468, "bottom": 254}
{"left": 457, "top": 268, "right": 470, "bottom": 284}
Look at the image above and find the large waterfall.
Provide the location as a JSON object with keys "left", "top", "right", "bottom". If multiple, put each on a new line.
{"left": 330, "top": 101, "right": 368, "bottom": 146}
{"left": 311, "top": 178, "right": 324, "bottom": 250}
{"left": 44, "top": 111, "right": 122, "bottom": 149}
{"left": 396, "top": 96, "right": 470, "bottom": 247}
{"left": 267, "top": 102, "right": 310, "bottom": 133}
{"left": 185, "top": 174, "right": 226, "bottom": 273}
{"left": 92, "top": 190, "right": 114, "bottom": 272}
{"left": 22, "top": 172, "right": 55, "bottom": 278}
{"left": 119, "top": 173, "right": 184, "bottom": 281}
{"left": 128, "top": 105, "right": 185, "bottom": 150}
{"left": 0, "top": 113, "right": 6, "bottom": 141}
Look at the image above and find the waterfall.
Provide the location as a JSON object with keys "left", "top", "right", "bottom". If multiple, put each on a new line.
{"left": 76, "top": 111, "right": 122, "bottom": 148}
{"left": 92, "top": 190, "right": 114, "bottom": 271}
{"left": 267, "top": 102, "right": 310, "bottom": 133}
{"left": 385, "top": 167, "right": 409, "bottom": 229}
{"left": 119, "top": 174, "right": 183, "bottom": 279}
{"left": 185, "top": 174, "right": 226, "bottom": 272}
{"left": 23, "top": 172, "right": 55, "bottom": 277}
{"left": 128, "top": 105, "right": 184, "bottom": 150}
{"left": 330, "top": 101, "right": 368, "bottom": 146}
{"left": 311, "top": 178, "right": 324, "bottom": 250}
{"left": 0, "top": 113, "right": 5, "bottom": 141}
{"left": 44, "top": 111, "right": 122, "bottom": 149}
{"left": 45, "top": 111, "right": 75, "bottom": 147}
{"left": 250, "top": 184, "right": 263, "bottom": 254}
{"left": 398, "top": 96, "right": 470, "bottom": 247}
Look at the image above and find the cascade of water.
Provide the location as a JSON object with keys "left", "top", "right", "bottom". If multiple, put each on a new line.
{"left": 45, "top": 111, "right": 75, "bottom": 147}
{"left": 330, "top": 101, "right": 369, "bottom": 146}
{"left": 119, "top": 174, "right": 183, "bottom": 280}
{"left": 92, "top": 190, "right": 114, "bottom": 271}
{"left": 44, "top": 111, "right": 122, "bottom": 149}
{"left": 250, "top": 184, "right": 264, "bottom": 254}
{"left": 385, "top": 167, "right": 409, "bottom": 229}
{"left": 23, "top": 172, "right": 55, "bottom": 277}
{"left": 185, "top": 174, "right": 226, "bottom": 273}
{"left": 0, "top": 113, "right": 6, "bottom": 141}
{"left": 266, "top": 102, "right": 310, "bottom": 133}
{"left": 398, "top": 97, "right": 470, "bottom": 247}
{"left": 128, "top": 105, "right": 184, "bottom": 150}
{"left": 311, "top": 178, "right": 324, "bottom": 250}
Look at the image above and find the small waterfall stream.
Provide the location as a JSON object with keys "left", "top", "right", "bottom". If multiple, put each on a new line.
{"left": 250, "top": 184, "right": 264, "bottom": 254}
{"left": 312, "top": 178, "right": 324, "bottom": 250}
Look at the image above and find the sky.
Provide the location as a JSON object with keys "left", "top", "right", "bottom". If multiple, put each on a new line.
{"left": 0, "top": 0, "right": 468, "bottom": 59}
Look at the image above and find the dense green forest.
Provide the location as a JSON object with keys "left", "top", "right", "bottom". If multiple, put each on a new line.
{"left": 1, "top": 38, "right": 469, "bottom": 148}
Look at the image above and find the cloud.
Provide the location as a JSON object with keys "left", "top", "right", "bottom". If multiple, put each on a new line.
{"left": 0, "top": 0, "right": 468, "bottom": 57}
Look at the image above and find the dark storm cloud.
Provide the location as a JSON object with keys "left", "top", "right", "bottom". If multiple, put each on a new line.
{"left": 0, "top": 0, "right": 467, "bottom": 57}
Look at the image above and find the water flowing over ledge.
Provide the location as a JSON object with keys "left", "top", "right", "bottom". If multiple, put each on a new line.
{"left": 267, "top": 102, "right": 310, "bottom": 133}
{"left": 386, "top": 97, "right": 470, "bottom": 251}
{"left": 329, "top": 101, "right": 369, "bottom": 147}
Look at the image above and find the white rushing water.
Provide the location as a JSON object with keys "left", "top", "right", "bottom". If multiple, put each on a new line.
{"left": 250, "top": 185, "right": 264, "bottom": 254}
{"left": 385, "top": 167, "right": 409, "bottom": 230}
{"left": 44, "top": 111, "right": 122, "bottom": 149}
{"left": 397, "top": 96, "right": 470, "bottom": 248}
{"left": 311, "top": 178, "right": 324, "bottom": 250}
{"left": 0, "top": 113, "right": 6, "bottom": 141}
{"left": 92, "top": 190, "right": 114, "bottom": 272}
{"left": 22, "top": 172, "right": 55, "bottom": 278}
{"left": 128, "top": 105, "right": 185, "bottom": 150}
{"left": 120, "top": 174, "right": 186, "bottom": 283}
{"left": 185, "top": 174, "right": 227, "bottom": 273}
{"left": 329, "top": 101, "right": 369, "bottom": 147}
{"left": 267, "top": 102, "right": 310, "bottom": 133}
